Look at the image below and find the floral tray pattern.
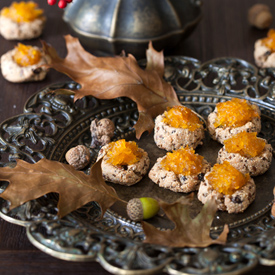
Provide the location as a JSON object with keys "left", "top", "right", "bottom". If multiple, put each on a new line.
{"left": 0, "top": 56, "right": 275, "bottom": 274}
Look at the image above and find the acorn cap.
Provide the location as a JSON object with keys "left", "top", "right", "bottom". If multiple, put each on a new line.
{"left": 127, "top": 198, "right": 143, "bottom": 221}
{"left": 248, "top": 4, "right": 273, "bottom": 29}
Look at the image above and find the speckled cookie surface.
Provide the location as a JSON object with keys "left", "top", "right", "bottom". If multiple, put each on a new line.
{"left": 97, "top": 144, "right": 150, "bottom": 186}
{"left": 254, "top": 39, "right": 275, "bottom": 68}
{"left": 1, "top": 47, "right": 50, "bottom": 83}
{"left": 207, "top": 106, "right": 261, "bottom": 144}
{"left": 148, "top": 156, "right": 211, "bottom": 193}
{"left": 0, "top": 16, "right": 46, "bottom": 40}
{"left": 217, "top": 143, "right": 273, "bottom": 176}
{"left": 197, "top": 174, "right": 256, "bottom": 213}
{"left": 153, "top": 114, "right": 205, "bottom": 151}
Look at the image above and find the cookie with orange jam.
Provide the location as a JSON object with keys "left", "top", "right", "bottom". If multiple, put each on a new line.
{"left": 0, "top": 2, "right": 46, "bottom": 40}
{"left": 149, "top": 146, "right": 211, "bottom": 193}
{"left": 154, "top": 105, "right": 205, "bottom": 151}
{"left": 198, "top": 162, "right": 256, "bottom": 213}
{"left": 207, "top": 98, "right": 261, "bottom": 144}
{"left": 97, "top": 139, "right": 150, "bottom": 186}
{"left": 254, "top": 29, "right": 275, "bottom": 68}
{"left": 217, "top": 132, "right": 273, "bottom": 176}
{"left": 1, "top": 43, "right": 50, "bottom": 83}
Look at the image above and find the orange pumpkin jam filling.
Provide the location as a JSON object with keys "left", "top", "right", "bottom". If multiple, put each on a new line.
{"left": 224, "top": 132, "right": 266, "bottom": 158}
{"left": 213, "top": 98, "right": 259, "bottom": 128}
{"left": 262, "top": 29, "right": 275, "bottom": 52}
{"left": 13, "top": 43, "right": 41, "bottom": 67}
{"left": 161, "top": 146, "right": 203, "bottom": 176}
{"left": 106, "top": 139, "right": 143, "bottom": 166}
{"left": 1, "top": 1, "right": 43, "bottom": 23}
{"left": 206, "top": 161, "right": 250, "bottom": 195}
{"left": 162, "top": 105, "right": 203, "bottom": 131}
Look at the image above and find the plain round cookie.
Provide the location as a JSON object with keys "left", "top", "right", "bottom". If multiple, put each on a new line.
{"left": 97, "top": 144, "right": 150, "bottom": 186}
{"left": 217, "top": 143, "right": 273, "bottom": 176}
{"left": 154, "top": 114, "right": 205, "bottom": 151}
{"left": 197, "top": 174, "right": 256, "bottom": 213}
{"left": 0, "top": 15, "right": 46, "bottom": 40}
{"left": 1, "top": 47, "right": 50, "bottom": 83}
{"left": 149, "top": 156, "right": 211, "bottom": 193}
{"left": 207, "top": 107, "right": 261, "bottom": 144}
{"left": 254, "top": 39, "right": 275, "bottom": 68}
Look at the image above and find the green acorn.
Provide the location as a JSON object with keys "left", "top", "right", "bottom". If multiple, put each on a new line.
{"left": 126, "top": 197, "right": 160, "bottom": 221}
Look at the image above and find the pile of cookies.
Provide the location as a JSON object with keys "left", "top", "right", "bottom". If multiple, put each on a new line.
{"left": 95, "top": 98, "right": 272, "bottom": 214}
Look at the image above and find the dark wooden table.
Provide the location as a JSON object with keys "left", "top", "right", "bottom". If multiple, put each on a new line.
{"left": 0, "top": 0, "right": 274, "bottom": 274}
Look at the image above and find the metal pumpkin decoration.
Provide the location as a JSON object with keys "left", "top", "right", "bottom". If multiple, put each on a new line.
{"left": 63, "top": 0, "right": 202, "bottom": 58}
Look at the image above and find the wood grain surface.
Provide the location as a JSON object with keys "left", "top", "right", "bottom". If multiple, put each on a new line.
{"left": 0, "top": 0, "right": 275, "bottom": 274}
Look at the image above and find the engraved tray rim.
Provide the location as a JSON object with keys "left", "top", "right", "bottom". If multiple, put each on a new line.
{"left": 0, "top": 56, "right": 275, "bottom": 275}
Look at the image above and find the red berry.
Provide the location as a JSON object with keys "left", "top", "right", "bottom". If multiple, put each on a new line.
{"left": 66, "top": 0, "right": 73, "bottom": 2}
{"left": 58, "top": 0, "right": 67, "bottom": 8}
{"left": 48, "top": 0, "right": 57, "bottom": 5}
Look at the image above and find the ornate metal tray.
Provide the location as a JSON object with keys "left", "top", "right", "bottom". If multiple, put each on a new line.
{"left": 1, "top": 56, "right": 275, "bottom": 275}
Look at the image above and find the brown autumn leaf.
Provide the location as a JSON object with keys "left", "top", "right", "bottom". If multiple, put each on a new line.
{"left": 0, "top": 158, "right": 120, "bottom": 218}
{"left": 41, "top": 35, "right": 181, "bottom": 139}
{"left": 142, "top": 197, "right": 229, "bottom": 248}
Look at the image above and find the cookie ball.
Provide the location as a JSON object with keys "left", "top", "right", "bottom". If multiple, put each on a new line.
{"left": 197, "top": 162, "right": 256, "bottom": 214}
{"left": 149, "top": 146, "right": 211, "bottom": 193}
{"left": 198, "top": 175, "right": 256, "bottom": 214}
{"left": 1, "top": 44, "right": 50, "bottom": 83}
{"left": 97, "top": 140, "right": 150, "bottom": 186}
{"left": 253, "top": 28, "right": 275, "bottom": 68}
{"left": 217, "top": 142, "right": 273, "bottom": 176}
{"left": 0, "top": 2, "right": 46, "bottom": 40}
{"left": 154, "top": 106, "right": 205, "bottom": 151}
{"left": 149, "top": 156, "right": 211, "bottom": 193}
{"left": 207, "top": 98, "right": 261, "bottom": 144}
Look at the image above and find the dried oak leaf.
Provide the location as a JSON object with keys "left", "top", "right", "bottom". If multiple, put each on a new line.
{"left": 0, "top": 158, "right": 119, "bottom": 218}
{"left": 142, "top": 197, "right": 229, "bottom": 248}
{"left": 41, "top": 35, "right": 181, "bottom": 139}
